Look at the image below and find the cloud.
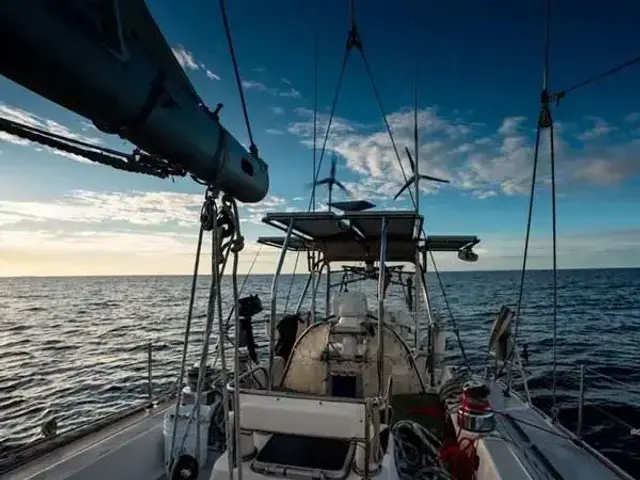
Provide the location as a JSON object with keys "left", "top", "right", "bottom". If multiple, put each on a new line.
{"left": 3, "top": 224, "right": 639, "bottom": 277}
{"left": 204, "top": 69, "right": 221, "bottom": 81}
{"left": 287, "top": 105, "right": 640, "bottom": 200}
{"left": 625, "top": 112, "right": 640, "bottom": 123}
{"left": 265, "top": 128, "right": 284, "bottom": 135}
{"left": 241, "top": 80, "right": 278, "bottom": 95}
{"left": 279, "top": 88, "right": 301, "bottom": 99}
{"left": 0, "top": 226, "right": 307, "bottom": 277}
{"left": 577, "top": 117, "right": 616, "bottom": 141}
{"left": 281, "top": 78, "right": 292, "bottom": 85}
{"left": 572, "top": 139, "right": 640, "bottom": 185}
{"left": 0, "top": 190, "right": 293, "bottom": 231}
{"left": 239, "top": 195, "right": 289, "bottom": 225}
{"left": 171, "top": 45, "right": 221, "bottom": 80}
{"left": 171, "top": 45, "right": 199, "bottom": 70}
{"left": 0, "top": 190, "right": 202, "bottom": 227}
{"left": 0, "top": 188, "right": 303, "bottom": 276}
{"left": 0, "top": 130, "right": 30, "bottom": 146}
{"left": 241, "top": 79, "right": 301, "bottom": 99}
{"left": 269, "top": 106, "right": 285, "bottom": 115}
{"left": 253, "top": 67, "right": 267, "bottom": 73}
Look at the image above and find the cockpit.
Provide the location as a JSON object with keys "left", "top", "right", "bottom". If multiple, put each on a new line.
{"left": 277, "top": 291, "right": 425, "bottom": 398}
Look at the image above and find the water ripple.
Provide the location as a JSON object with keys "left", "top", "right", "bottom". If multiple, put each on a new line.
{"left": 0, "top": 269, "right": 638, "bottom": 473}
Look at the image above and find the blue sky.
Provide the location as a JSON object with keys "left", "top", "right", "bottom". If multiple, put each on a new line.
{"left": 1, "top": 0, "right": 640, "bottom": 276}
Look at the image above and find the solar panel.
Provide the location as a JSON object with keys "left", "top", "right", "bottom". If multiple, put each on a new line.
{"left": 329, "top": 200, "right": 376, "bottom": 212}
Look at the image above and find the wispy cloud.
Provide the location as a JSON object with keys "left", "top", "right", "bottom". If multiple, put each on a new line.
{"left": 241, "top": 80, "right": 278, "bottom": 95}
{"left": 281, "top": 77, "right": 292, "bottom": 85}
{"left": 239, "top": 195, "right": 289, "bottom": 224}
{"left": 241, "top": 79, "right": 302, "bottom": 99}
{"left": 279, "top": 87, "right": 301, "bottom": 99}
{"left": 573, "top": 139, "right": 640, "bottom": 186}
{"left": 269, "top": 106, "right": 285, "bottom": 115}
{"left": 577, "top": 117, "right": 616, "bottom": 141}
{"left": 0, "top": 190, "right": 291, "bottom": 230}
{"left": 204, "top": 68, "right": 221, "bottom": 81}
{"left": 171, "top": 44, "right": 221, "bottom": 80}
{"left": 265, "top": 128, "right": 284, "bottom": 135}
{"left": 253, "top": 66, "right": 267, "bottom": 73}
{"left": 171, "top": 45, "right": 198, "bottom": 69}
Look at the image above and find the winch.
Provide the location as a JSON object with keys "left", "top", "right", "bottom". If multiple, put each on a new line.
{"left": 457, "top": 380, "right": 495, "bottom": 434}
{"left": 182, "top": 364, "right": 218, "bottom": 405}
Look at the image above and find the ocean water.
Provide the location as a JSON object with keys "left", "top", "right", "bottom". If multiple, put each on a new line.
{"left": 0, "top": 269, "right": 639, "bottom": 475}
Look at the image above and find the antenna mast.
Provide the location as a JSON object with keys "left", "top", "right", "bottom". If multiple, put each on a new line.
{"left": 312, "top": 22, "right": 319, "bottom": 212}
{"left": 413, "top": 0, "right": 421, "bottom": 354}
{"left": 413, "top": 4, "right": 419, "bottom": 216}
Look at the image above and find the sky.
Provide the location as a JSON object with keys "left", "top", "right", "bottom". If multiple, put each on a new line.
{"left": 1, "top": 0, "right": 640, "bottom": 276}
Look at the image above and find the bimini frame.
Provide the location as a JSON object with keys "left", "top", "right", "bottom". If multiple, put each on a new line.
{"left": 257, "top": 209, "right": 480, "bottom": 390}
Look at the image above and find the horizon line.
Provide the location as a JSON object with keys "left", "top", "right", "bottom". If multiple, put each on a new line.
{"left": 1, "top": 265, "right": 638, "bottom": 280}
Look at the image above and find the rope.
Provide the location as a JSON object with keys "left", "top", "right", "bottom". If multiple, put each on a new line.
{"left": 210, "top": 200, "right": 234, "bottom": 477}
{"left": 228, "top": 197, "right": 245, "bottom": 480}
{"left": 551, "top": 55, "right": 640, "bottom": 103}
{"left": 167, "top": 207, "right": 206, "bottom": 470}
{"left": 507, "top": 0, "right": 560, "bottom": 411}
{"left": 428, "top": 251, "right": 471, "bottom": 373}
{"left": 549, "top": 111, "right": 558, "bottom": 422}
{"left": 359, "top": 52, "right": 415, "bottom": 208}
{"left": 307, "top": 45, "right": 351, "bottom": 213}
{"left": 308, "top": 3, "right": 414, "bottom": 212}
{"left": 392, "top": 420, "right": 452, "bottom": 480}
{"left": 209, "top": 243, "right": 263, "bottom": 368}
{"left": 219, "top": 0, "right": 258, "bottom": 157}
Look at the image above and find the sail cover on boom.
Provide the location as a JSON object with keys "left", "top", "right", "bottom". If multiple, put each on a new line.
{"left": 0, "top": 0, "right": 269, "bottom": 203}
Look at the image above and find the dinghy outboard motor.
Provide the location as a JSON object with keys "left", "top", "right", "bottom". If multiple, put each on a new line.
{"left": 238, "top": 294, "right": 262, "bottom": 363}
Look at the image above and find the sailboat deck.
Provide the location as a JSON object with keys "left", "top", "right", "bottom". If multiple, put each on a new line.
{"left": 464, "top": 382, "right": 636, "bottom": 480}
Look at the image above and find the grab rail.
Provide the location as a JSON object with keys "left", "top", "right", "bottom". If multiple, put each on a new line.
{"left": 0, "top": 340, "right": 166, "bottom": 474}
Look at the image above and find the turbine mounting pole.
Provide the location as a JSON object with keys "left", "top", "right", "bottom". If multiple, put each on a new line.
{"left": 413, "top": 12, "right": 419, "bottom": 216}
{"left": 413, "top": 0, "right": 422, "bottom": 354}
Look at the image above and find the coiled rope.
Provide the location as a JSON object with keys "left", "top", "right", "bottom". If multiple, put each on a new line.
{"left": 392, "top": 420, "right": 452, "bottom": 480}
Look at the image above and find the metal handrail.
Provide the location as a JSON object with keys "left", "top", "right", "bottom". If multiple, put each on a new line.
{"left": 0, "top": 341, "right": 165, "bottom": 474}
{"left": 575, "top": 363, "right": 639, "bottom": 440}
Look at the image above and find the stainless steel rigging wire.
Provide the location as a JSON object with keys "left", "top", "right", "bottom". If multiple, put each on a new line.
{"left": 219, "top": 0, "right": 257, "bottom": 157}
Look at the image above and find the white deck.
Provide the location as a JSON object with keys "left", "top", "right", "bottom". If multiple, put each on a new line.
{"left": 453, "top": 380, "right": 635, "bottom": 480}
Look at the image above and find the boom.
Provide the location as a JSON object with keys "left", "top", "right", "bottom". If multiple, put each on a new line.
{"left": 0, "top": 0, "right": 269, "bottom": 203}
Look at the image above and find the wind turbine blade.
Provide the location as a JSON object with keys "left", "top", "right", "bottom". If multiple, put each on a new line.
{"left": 393, "top": 176, "right": 415, "bottom": 200}
{"left": 418, "top": 174, "right": 450, "bottom": 184}
{"left": 405, "top": 146, "right": 416, "bottom": 174}
{"left": 334, "top": 180, "right": 348, "bottom": 193}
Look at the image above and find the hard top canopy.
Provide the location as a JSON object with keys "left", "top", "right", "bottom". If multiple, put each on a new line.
{"left": 256, "top": 210, "right": 479, "bottom": 263}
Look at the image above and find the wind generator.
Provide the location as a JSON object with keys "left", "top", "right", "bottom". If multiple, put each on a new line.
{"left": 393, "top": 146, "right": 450, "bottom": 200}
{"left": 311, "top": 153, "right": 349, "bottom": 211}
